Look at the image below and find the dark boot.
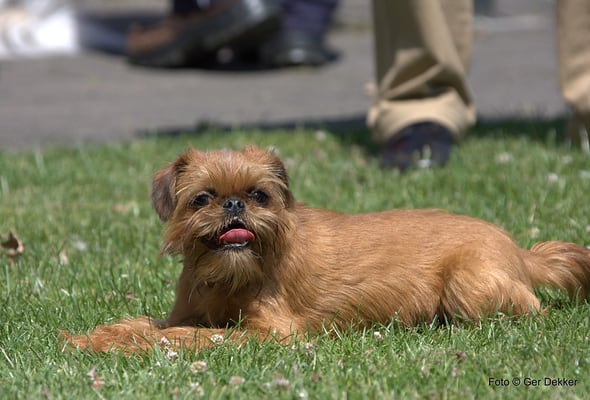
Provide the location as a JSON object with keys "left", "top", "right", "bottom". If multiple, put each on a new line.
{"left": 380, "top": 122, "right": 454, "bottom": 171}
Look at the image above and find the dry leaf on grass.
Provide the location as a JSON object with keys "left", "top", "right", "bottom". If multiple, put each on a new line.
{"left": 1, "top": 232, "right": 24, "bottom": 258}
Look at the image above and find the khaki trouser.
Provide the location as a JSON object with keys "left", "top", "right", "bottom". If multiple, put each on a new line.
{"left": 368, "top": 0, "right": 590, "bottom": 144}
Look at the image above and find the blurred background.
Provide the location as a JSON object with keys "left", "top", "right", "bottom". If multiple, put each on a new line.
{"left": 0, "top": 0, "right": 561, "bottom": 151}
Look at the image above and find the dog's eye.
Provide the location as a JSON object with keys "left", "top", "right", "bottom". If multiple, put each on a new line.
{"left": 189, "top": 193, "right": 213, "bottom": 208}
{"left": 249, "top": 190, "right": 269, "bottom": 205}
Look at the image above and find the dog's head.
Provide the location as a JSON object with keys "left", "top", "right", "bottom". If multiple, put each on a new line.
{"left": 152, "top": 146, "right": 295, "bottom": 292}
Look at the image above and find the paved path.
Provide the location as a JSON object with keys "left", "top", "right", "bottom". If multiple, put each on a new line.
{"left": 0, "top": 0, "right": 564, "bottom": 151}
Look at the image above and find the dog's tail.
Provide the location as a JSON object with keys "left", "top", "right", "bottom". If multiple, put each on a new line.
{"left": 60, "top": 317, "right": 240, "bottom": 354}
{"left": 524, "top": 241, "right": 590, "bottom": 299}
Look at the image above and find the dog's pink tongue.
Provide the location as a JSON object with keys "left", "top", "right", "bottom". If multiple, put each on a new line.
{"left": 219, "top": 229, "right": 255, "bottom": 244}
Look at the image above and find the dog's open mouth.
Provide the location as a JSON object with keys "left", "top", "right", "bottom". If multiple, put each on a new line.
{"left": 207, "top": 221, "right": 255, "bottom": 250}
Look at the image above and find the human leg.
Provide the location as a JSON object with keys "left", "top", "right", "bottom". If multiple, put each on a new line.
{"left": 368, "top": 0, "right": 476, "bottom": 169}
{"left": 556, "top": 0, "right": 590, "bottom": 152}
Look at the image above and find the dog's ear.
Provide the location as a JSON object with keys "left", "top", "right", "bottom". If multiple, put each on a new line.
{"left": 152, "top": 152, "right": 190, "bottom": 221}
{"left": 266, "top": 148, "right": 290, "bottom": 188}
{"left": 243, "top": 146, "right": 290, "bottom": 185}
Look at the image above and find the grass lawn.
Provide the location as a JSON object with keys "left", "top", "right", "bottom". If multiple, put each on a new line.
{"left": 1, "top": 122, "right": 589, "bottom": 399}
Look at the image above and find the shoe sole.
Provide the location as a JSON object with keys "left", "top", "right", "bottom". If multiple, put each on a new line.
{"left": 130, "top": 0, "right": 281, "bottom": 68}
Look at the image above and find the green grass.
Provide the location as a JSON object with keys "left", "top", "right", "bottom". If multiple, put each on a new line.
{"left": 1, "top": 124, "right": 589, "bottom": 399}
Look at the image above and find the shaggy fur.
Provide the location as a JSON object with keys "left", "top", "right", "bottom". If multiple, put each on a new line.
{"left": 63, "top": 146, "right": 590, "bottom": 352}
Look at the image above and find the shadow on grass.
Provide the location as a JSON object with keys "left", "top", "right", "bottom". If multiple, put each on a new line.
{"left": 471, "top": 116, "right": 569, "bottom": 143}
{"left": 138, "top": 114, "right": 572, "bottom": 154}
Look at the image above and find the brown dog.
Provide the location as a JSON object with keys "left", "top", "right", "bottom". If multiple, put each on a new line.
{"left": 65, "top": 146, "right": 590, "bottom": 352}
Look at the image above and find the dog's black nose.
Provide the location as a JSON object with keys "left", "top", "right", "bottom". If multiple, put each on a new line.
{"left": 222, "top": 198, "right": 246, "bottom": 215}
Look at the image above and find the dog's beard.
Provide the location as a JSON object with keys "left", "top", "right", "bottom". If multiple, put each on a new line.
{"left": 163, "top": 207, "right": 293, "bottom": 294}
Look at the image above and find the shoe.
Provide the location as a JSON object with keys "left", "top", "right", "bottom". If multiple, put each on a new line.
{"left": 126, "top": 0, "right": 281, "bottom": 68}
{"left": 258, "top": 30, "right": 335, "bottom": 68}
{"left": 380, "top": 122, "right": 454, "bottom": 171}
